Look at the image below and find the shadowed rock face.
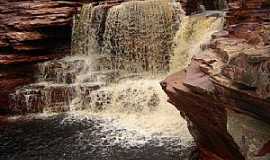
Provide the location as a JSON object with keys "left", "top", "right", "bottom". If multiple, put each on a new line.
{"left": 162, "top": 0, "right": 270, "bottom": 159}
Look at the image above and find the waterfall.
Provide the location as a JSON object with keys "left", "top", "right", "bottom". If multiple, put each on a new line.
{"left": 101, "top": 0, "right": 182, "bottom": 73}
{"left": 7, "top": 1, "right": 226, "bottom": 157}
{"left": 72, "top": 0, "right": 182, "bottom": 74}
{"left": 170, "top": 11, "right": 225, "bottom": 72}
{"left": 67, "top": 1, "right": 192, "bottom": 139}
{"left": 8, "top": 0, "right": 193, "bottom": 139}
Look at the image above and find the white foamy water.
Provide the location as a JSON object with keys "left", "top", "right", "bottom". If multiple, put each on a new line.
{"left": 69, "top": 79, "right": 192, "bottom": 137}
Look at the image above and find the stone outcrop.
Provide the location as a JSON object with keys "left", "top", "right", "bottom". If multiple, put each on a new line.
{"left": 0, "top": 0, "right": 83, "bottom": 112}
{"left": 161, "top": 0, "right": 270, "bottom": 159}
{"left": 0, "top": 0, "right": 128, "bottom": 112}
{"left": 0, "top": 1, "right": 83, "bottom": 63}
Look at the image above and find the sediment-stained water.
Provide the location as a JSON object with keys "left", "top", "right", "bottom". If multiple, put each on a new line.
{"left": 170, "top": 11, "right": 225, "bottom": 72}
{"left": 0, "top": 108, "right": 194, "bottom": 160}
{"left": 3, "top": 78, "right": 194, "bottom": 160}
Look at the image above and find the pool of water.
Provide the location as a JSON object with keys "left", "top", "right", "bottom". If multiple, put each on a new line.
{"left": 0, "top": 112, "right": 194, "bottom": 160}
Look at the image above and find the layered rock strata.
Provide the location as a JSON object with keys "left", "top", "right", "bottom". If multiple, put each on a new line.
{"left": 0, "top": 1, "right": 83, "bottom": 62}
{"left": 0, "top": 0, "right": 84, "bottom": 112}
{"left": 0, "top": 0, "right": 126, "bottom": 113}
{"left": 161, "top": 0, "right": 270, "bottom": 159}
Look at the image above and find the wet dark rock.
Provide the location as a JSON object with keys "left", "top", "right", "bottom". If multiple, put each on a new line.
{"left": 8, "top": 82, "right": 104, "bottom": 114}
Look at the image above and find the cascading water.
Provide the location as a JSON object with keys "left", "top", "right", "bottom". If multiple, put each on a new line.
{"left": 72, "top": 0, "right": 182, "bottom": 74}
{"left": 170, "top": 11, "right": 225, "bottom": 72}
{"left": 3, "top": 1, "right": 225, "bottom": 159}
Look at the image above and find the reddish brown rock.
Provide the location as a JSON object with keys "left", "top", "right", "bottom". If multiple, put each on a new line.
{"left": 0, "top": 0, "right": 105, "bottom": 112}
{"left": 0, "top": 53, "right": 66, "bottom": 64}
{"left": 162, "top": 0, "right": 270, "bottom": 159}
{"left": 0, "top": 0, "right": 81, "bottom": 112}
{"left": 0, "top": 75, "right": 34, "bottom": 113}
{"left": 257, "top": 141, "right": 270, "bottom": 156}
{"left": 226, "top": 0, "right": 270, "bottom": 25}
{"left": 161, "top": 68, "right": 245, "bottom": 160}
{"left": 0, "top": 1, "right": 83, "bottom": 65}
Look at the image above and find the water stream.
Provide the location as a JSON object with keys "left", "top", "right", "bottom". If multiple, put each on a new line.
{"left": 2, "top": 1, "right": 224, "bottom": 159}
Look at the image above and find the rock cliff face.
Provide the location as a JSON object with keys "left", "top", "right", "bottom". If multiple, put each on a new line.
{"left": 0, "top": 0, "right": 84, "bottom": 112}
{"left": 0, "top": 1, "right": 85, "bottom": 64}
{"left": 161, "top": 0, "right": 270, "bottom": 159}
{"left": 0, "top": 0, "right": 128, "bottom": 112}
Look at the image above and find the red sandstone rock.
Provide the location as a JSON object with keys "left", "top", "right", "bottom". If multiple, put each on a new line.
{"left": 0, "top": 53, "right": 66, "bottom": 64}
{"left": 257, "top": 141, "right": 270, "bottom": 156}
{"left": 0, "top": 78, "right": 33, "bottom": 112}
{"left": 0, "top": 0, "right": 84, "bottom": 112}
{"left": 162, "top": 0, "right": 270, "bottom": 159}
{"left": 161, "top": 69, "right": 245, "bottom": 160}
{"left": 0, "top": 1, "right": 82, "bottom": 61}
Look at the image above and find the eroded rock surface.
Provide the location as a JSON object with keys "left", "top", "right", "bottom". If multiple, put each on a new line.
{"left": 0, "top": 1, "right": 83, "bottom": 62}
{"left": 0, "top": 0, "right": 127, "bottom": 112}
{"left": 0, "top": 0, "right": 85, "bottom": 112}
